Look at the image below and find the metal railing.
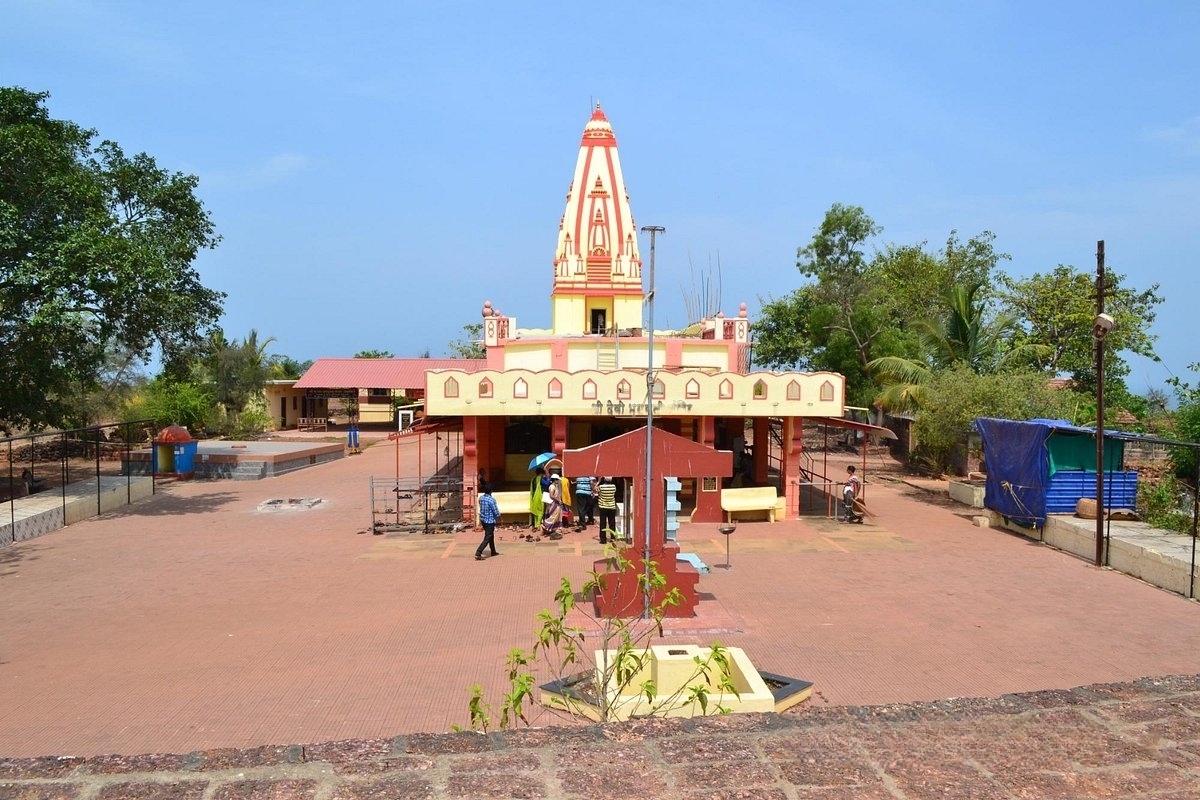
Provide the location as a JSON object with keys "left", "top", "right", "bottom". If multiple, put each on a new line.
{"left": 2, "top": 420, "right": 157, "bottom": 546}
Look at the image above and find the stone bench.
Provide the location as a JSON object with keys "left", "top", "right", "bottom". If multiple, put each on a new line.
{"left": 721, "top": 486, "right": 779, "bottom": 523}
{"left": 481, "top": 490, "right": 531, "bottom": 525}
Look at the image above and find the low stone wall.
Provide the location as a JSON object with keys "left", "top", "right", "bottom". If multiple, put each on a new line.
{"left": 1, "top": 476, "right": 154, "bottom": 546}
{"left": 947, "top": 479, "right": 985, "bottom": 508}
{"left": 2, "top": 674, "right": 1200, "bottom": 799}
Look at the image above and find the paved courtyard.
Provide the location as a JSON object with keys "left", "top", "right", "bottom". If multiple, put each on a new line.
{"left": 2, "top": 434, "right": 1200, "bottom": 763}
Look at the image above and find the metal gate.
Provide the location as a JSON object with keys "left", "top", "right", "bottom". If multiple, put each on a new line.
{"left": 369, "top": 475, "right": 474, "bottom": 534}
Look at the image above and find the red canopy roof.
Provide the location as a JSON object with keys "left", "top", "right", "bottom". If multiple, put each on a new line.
{"left": 294, "top": 358, "right": 486, "bottom": 391}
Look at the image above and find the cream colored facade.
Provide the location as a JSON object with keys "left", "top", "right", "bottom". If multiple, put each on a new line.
{"left": 428, "top": 369, "right": 843, "bottom": 419}
{"left": 422, "top": 104, "right": 848, "bottom": 521}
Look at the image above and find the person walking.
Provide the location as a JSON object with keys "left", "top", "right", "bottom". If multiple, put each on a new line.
{"left": 475, "top": 483, "right": 501, "bottom": 560}
{"left": 596, "top": 476, "right": 617, "bottom": 544}
{"left": 541, "top": 472, "right": 564, "bottom": 538}
{"left": 573, "top": 474, "right": 595, "bottom": 528}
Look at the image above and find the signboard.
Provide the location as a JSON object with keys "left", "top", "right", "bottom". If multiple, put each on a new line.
{"left": 305, "top": 388, "right": 357, "bottom": 399}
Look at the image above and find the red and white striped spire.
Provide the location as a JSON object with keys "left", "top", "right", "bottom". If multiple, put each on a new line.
{"left": 552, "top": 103, "right": 642, "bottom": 309}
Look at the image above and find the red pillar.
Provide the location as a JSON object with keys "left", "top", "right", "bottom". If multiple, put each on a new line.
{"left": 780, "top": 416, "right": 804, "bottom": 521}
{"left": 752, "top": 417, "right": 769, "bottom": 484}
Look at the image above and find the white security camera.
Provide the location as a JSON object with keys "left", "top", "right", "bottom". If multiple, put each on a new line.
{"left": 1093, "top": 313, "right": 1115, "bottom": 339}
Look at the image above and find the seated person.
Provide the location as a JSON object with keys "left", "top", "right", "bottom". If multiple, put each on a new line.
{"left": 21, "top": 468, "right": 46, "bottom": 494}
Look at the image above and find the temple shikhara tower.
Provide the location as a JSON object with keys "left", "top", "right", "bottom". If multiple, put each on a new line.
{"left": 550, "top": 104, "right": 643, "bottom": 337}
{"left": 422, "top": 103, "right": 850, "bottom": 615}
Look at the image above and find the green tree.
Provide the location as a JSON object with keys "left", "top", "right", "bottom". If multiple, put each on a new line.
{"left": 793, "top": 203, "right": 883, "bottom": 373}
{"left": 448, "top": 323, "right": 485, "bottom": 359}
{"left": 756, "top": 205, "right": 1008, "bottom": 408}
{"left": 868, "top": 282, "right": 1040, "bottom": 413}
{"left": 913, "top": 364, "right": 1074, "bottom": 474}
{"left": 354, "top": 349, "right": 395, "bottom": 358}
{"left": 0, "top": 87, "right": 224, "bottom": 430}
{"left": 123, "top": 376, "right": 214, "bottom": 432}
{"left": 70, "top": 342, "right": 149, "bottom": 427}
{"left": 266, "top": 354, "right": 312, "bottom": 380}
{"left": 997, "top": 265, "right": 1162, "bottom": 395}
{"left": 752, "top": 288, "right": 817, "bottom": 370}
{"left": 204, "top": 328, "right": 275, "bottom": 413}
{"left": 1167, "top": 364, "right": 1200, "bottom": 482}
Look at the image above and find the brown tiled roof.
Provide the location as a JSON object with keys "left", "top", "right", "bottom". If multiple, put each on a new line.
{"left": 294, "top": 358, "right": 486, "bottom": 390}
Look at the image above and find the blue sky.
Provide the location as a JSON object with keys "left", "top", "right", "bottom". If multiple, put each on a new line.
{"left": 4, "top": 1, "right": 1198, "bottom": 396}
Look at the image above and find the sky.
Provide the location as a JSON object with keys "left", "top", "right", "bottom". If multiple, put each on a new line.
{"left": 4, "top": 0, "right": 1198, "bottom": 397}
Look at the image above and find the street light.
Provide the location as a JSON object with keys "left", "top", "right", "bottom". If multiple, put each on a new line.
{"left": 1093, "top": 241, "right": 1111, "bottom": 567}
{"left": 641, "top": 224, "right": 665, "bottom": 620}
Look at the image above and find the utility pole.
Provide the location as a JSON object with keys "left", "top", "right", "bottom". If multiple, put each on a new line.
{"left": 1094, "top": 240, "right": 1106, "bottom": 567}
{"left": 640, "top": 224, "right": 665, "bottom": 619}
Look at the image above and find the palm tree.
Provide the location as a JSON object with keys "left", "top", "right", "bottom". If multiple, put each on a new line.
{"left": 209, "top": 328, "right": 276, "bottom": 412}
{"left": 868, "top": 283, "right": 1043, "bottom": 413}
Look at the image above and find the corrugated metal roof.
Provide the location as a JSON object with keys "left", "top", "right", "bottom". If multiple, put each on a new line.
{"left": 294, "top": 358, "right": 486, "bottom": 390}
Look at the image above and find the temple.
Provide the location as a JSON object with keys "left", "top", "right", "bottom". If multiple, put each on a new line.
{"left": 423, "top": 103, "right": 848, "bottom": 528}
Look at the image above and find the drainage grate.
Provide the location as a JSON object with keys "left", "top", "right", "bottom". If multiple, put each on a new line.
{"left": 257, "top": 497, "right": 323, "bottom": 512}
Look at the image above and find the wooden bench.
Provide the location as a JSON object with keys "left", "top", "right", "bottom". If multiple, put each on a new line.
{"left": 480, "top": 490, "right": 531, "bottom": 525}
{"left": 297, "top": 418, "right": 328, "bottom": 432}
{"left": 721, "top": 486, "right": 779, "bottom": 523}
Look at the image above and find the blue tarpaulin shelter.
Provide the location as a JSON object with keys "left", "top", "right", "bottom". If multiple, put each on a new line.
{"left": 976, "top": 418, "right": 1136, "bottom": 527}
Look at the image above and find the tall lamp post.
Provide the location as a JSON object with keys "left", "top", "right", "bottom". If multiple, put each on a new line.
{"left": 1093, "top": 240, "right": 1115, "bottom": 567}
{"left": 640, "top": 224, "right": 665, "bottom": 620}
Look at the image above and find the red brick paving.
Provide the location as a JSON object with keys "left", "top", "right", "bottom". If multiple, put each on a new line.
{"left": 2, "top": 434, "right": 1200, "bottom": 774}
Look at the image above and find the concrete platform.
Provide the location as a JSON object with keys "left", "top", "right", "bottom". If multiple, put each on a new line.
{"left": 125, "top": 439, "right": 345, "bottom": 480}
